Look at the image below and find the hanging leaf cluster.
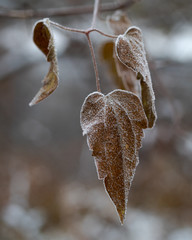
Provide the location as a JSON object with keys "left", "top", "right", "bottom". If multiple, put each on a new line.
{"left": 81, "top": 14, "right": 157, "bottom": 223}
{"left": 30, "top": 14, "right": 157, "bottom": 224}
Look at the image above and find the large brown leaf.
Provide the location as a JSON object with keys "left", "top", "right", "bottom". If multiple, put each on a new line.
{"left": 29, "top": 18, "right": 58, "bottom": 106}
{"left": 80, "top": 89, "right": 147, "bottom": 223}
{"left": 115, "top": 26, "right": 157, "bottom": 128}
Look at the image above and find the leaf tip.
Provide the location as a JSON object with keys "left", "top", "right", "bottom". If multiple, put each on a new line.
{"left": 28, "top": 101, "right": 34, "bottom": 107}
{"left": 29, "top": 88, "right": 44, "bottom": 106}
{"left": 118, "top": 208, "right": 126, "bottom": 225}
{"left": 28, "top": 97, "right": 39, "bottom": 107}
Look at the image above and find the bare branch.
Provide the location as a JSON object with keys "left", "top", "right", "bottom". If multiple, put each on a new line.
{"left": 0, "top": 0, "right": 140, "bottom": 19}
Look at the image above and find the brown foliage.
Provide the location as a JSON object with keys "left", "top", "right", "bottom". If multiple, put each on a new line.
{"left": 28, "top": 11, "right": 156, "bottom": 224}
{"left": 80, "top": 90, "right": 147, "bottom": 223}
{"left": 29, "top": 18, "right": 59, "bottom": 106}
{"left": 116, "top": 26, "right": 157, "bottom": 127}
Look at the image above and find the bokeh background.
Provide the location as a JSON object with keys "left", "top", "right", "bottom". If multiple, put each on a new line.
{"left": 0, "top": 0, "right": 192, "bottom": 239}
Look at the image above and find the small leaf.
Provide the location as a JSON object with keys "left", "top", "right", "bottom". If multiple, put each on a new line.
{"left": 115, "top": 27, "right": 157, "bottom": 128}
{"left": 29, "top": 18, "right": 58, "bottom": 106}
{"left": 80, "top": 89, "right": 147, "bottom": 224}
{"left": 107, "top": 12, "right": 139, "bottom": 95}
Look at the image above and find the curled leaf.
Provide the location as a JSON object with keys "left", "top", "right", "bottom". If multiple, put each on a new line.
{"left": 107, "top": 12, "right": 139, "bottom": 95}
{"left": 115, "top": 26, "right": 157, "bottom": 128}
{"left": 80, "top": 89, "right": 147, "bottom": 224}
{"left": 29, "top": 18, "right": 58, "bottom": 106}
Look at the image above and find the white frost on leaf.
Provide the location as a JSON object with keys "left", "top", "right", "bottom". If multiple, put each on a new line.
{"left": 29, "top": 18, "right": 59, "bottom": 106}
{"left": 80, "top": 89, "right": 147, "bottom": 224}
{"left": 115, "top": 26, "right": 157, "bottom": 128}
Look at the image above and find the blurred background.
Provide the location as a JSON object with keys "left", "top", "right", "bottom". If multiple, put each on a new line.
{"left": 0, "top": 0, "right": 192, "bottom": 239}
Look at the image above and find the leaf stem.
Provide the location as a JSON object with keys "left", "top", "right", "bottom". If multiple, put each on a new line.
{"left": 91, "top": 28, "right": 117, "bottom": 39}
{"left": 49, "top": 0, "right": 119, "bottom": 93}
{"left": 50, "top": 17, "right": 117, "bottom": 93}
{"left": 50, "top": 21, "right": 85, "bottom": 34}
{"left": 86, "top": 34, "right": 101, "bottom": 92}
{"left": 50, "top": 21, "right": 117, "bottom": 39}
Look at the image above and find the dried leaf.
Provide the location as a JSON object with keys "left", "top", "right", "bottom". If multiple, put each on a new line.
{"left": 115, "top": 26, "right": 157, "bottom": 128}
{"left": 80, "top": 89, "right": 147, "bottom": 223}
{"left": 29, "top": 18, "right": 58, "bottom": 106}
{"left": 107, "top": 12, "right": 139, "bottom": 95}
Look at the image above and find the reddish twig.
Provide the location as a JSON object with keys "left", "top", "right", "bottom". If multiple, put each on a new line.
{"left": 50, "top": 0, "right": 114, "bottom": 92}
{"left": 86, "top": 34, "right": 101, "bottom": 92}
{"left": 87, "top": 0, "right": 101, "bottom": 92}
{"left": 50, "top": 0, "right": 103, "bottom": 92}
{"left": 50, "top": 21, "right": 117, "bottom": 39}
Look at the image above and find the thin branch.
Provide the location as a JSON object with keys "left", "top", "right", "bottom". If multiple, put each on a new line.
{"left": 90, "top": 28, "right": 117, "bottom": 39}
{"left": 50, "top": 21, "right": 85, "bottom": 34}
{"left": 0, "top": 0, "right": 139, "bottom": 18}
{"left": 50, "top": 21, "right": 117, "bottom": 39}
{"left": 86, "top": 34, "right": 101, "bottom": 92}
{"left": 91, "top": 0, "right": 100, "bottom": 28}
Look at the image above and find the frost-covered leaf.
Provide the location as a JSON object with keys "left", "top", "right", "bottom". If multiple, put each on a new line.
{"left": 80, "top": 89, "right": 147, "bottom": 224}
{"left": 107, "top": 12, "right": 139, "bottom": 95}
{"left": 115, "top": 27, "right": 157, "bottom": 128}
{"left": 29, "top": 18, "right": 58, "bottom": 106}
